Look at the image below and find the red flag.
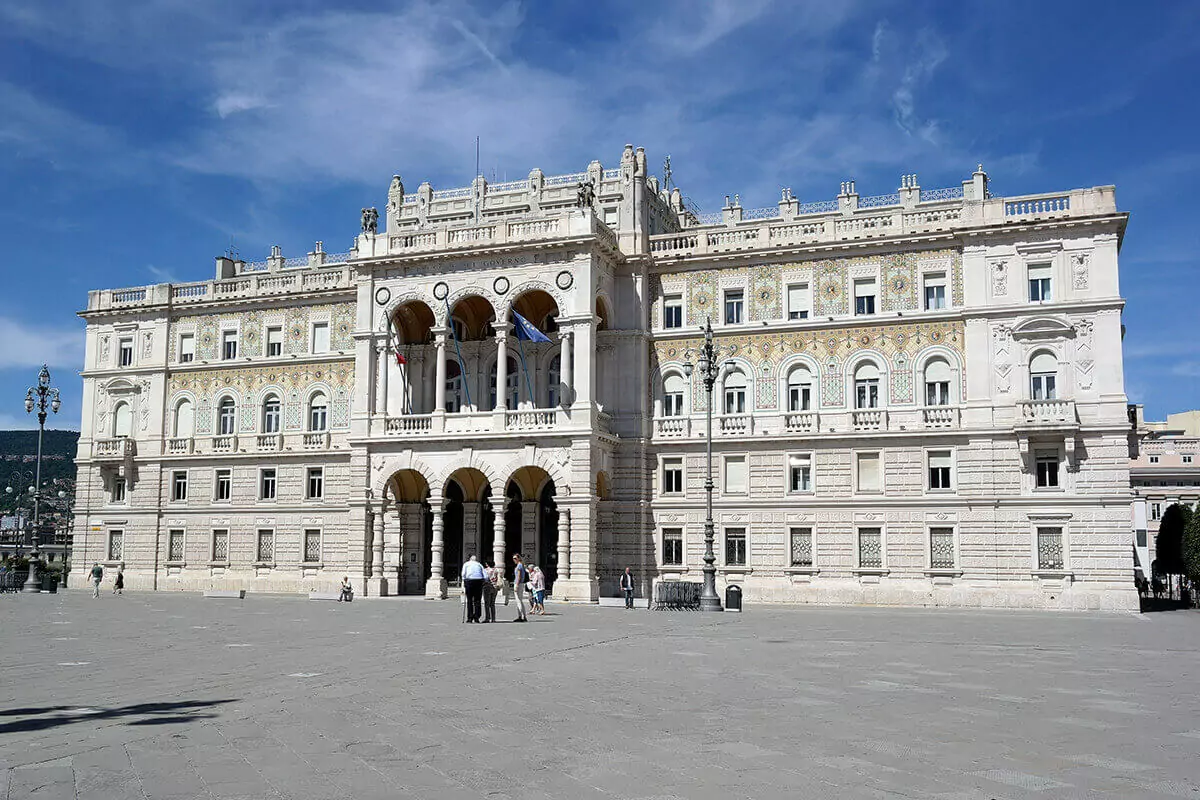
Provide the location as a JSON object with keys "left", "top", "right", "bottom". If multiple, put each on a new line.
{"left": 394, "top": 349, "right": 406, "bottom": 367}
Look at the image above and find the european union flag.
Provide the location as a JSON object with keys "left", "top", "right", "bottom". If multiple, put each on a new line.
{"left": 512, "top": 311, "right": 551, "bottom": 343}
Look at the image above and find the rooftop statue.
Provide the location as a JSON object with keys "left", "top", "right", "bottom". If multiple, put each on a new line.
{"left": 361, "top": 207, "right": 379, "bottom": 234}
{"left": 575, "top": 178, "right": 595, "bottom": 209}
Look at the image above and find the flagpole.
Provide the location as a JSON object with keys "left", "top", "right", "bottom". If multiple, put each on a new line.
{"left": 444, "top": 299, "right": 473, "bottom": 410}
{"left": 515, "top": 333, "right": 535, "bottom": 410}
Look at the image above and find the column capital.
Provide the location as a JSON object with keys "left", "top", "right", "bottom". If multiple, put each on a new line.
{"left": 494, "top": 321, "right": 513, "bottom": 338}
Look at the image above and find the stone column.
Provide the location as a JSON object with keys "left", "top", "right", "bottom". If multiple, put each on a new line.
{"left": 426, "top": 496, "right": 447, "bottom": 598}
{"left": 560, "top": 331, "right": 572, "bottom": 402}
{"left": 495, "top": 326, "right": 510, "bottom": 411}
{"left": 434, "top": 331, "right": 447, "bottom": 413}
{"left": 556, "top": 508, "right": 571, "bottom": 582}
{"left": 493, "top": 501, "right": 507, "bottom": 575}
{"left": 371, "top": 503, "right": 385, "bottom": 585}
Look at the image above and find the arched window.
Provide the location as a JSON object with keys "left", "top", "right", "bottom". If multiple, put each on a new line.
{"left": 547, "top": 355, "right": 561, "bottom": 407}
{"left": 308, "top": 392, "right": 328, "bottom": 431}
{"left": 923, "top": 358, "right": 953, "bottom": 406}
{"left": 217, "top": 397, "right": 236, "bottom": 436}
{"left": 262, "top": 395, "right": 281, "bottom": 433}
{"left": 113, "top": 401, "right": 133, "bottom": 438}
{"left": 723, "top": 370, "right": 747, "bottom": 415}
{"left": 174, "top": 399, "right": 194, "bottom": 438}
{"left": 663, "top": 373, "right": 686, "bottom": 417}
{"left": 854, "top": 362, "right": 881, "bottom": 409}
{"left": 786, "top": 366, "right": 813, "bottom": 412}
{"left": 1030, "top": 351, "right": 1058, "bottom": 400}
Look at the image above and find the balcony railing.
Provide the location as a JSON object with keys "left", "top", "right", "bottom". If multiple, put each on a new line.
{"left": 506, "top": 409, "right": 558, "bottom": 430}
{"left": 211, "top": 435, "right": 238, "bottom": 453}
{"left": 852, "top": 409, "right": 887, "bottom": 431}
{"left": 166, "top": 437, "right": 194, "bottom": 455}
{"left": 655, "top": 417, "right": 691, "bottom": 437}
{"left": 921, "top": 406, "right": 959, "bottom": 429}
{"left": 93, "top": 438, "right": 136, "bottom": 459}
{"left": 256, "top": 434, "right": 282, "bottom": 451}
{"left": 385, "top": 415, "right": 433, "bottom": 435}
{"left": 784, "top": 412, "right": 819, "bottom": 434}
{"left": 303, "top": 431, "right": 331, "bottom": 449}
{"left": 1018, "top": 399, "right": 1077, "bottom": 426}
{"left": 717, "top": 414, "right": 753, "bottom": 436}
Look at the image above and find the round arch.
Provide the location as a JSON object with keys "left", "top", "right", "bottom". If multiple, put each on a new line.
{"left": 595, "top": 295, "right": 612, "bottom": 331}
{"left": 508, "top": 286, "right": 562, "bottom": 333}
{"left": 391, "top": 299, "right": 436, "bottom": 344}
{"left": 777, "top": 354, "right": 821, "bottom": 412}
{"left": 442, "top": 289, "right": 497, "bottom": 339}
{"left": 370, "top": 454, "right": 439, "bottom": 499}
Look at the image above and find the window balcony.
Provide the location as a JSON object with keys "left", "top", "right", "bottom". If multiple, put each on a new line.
{"left": 256, "top": 434, "right": 282, "bottom": 451}
{"left": 385, "top": 414, "right": 433, "bottom": 435}
{"left": 1017, "top": 399, "right": 1078, "bottom": 428}
{"left": 93, "top": 438, "right": 136, "bottom": 460}
{"left": 921, "top": 406, "right": 960, "bottom": 429}
{"left": 302, "top": 432, "right": 330, "bottom": 450}
{"left": 211, "top": 435, "right": 238, "bottom": 453}
{"left": 506, "top": 409, "right": 558, "bottom": 430}
{"left": 784, "top": 411, "right": 819, "bottom": 434}
{"left": 654, "top": 417, "right": 691, "bottom": 437}
{"left": 852, "top": 409, "right": 887, "bottom": 431}
{"left": 166, "top": 437, "right": 194, "bottom": 455}
{"left": 717, "top": 414, "right": 753, "bottom": 436}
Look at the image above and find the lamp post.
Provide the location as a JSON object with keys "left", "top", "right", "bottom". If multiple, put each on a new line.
{"left": 23, "top": 365, "right": 61, "bottom": 593}
{"left": 683, "top": 318, "right": 724, "bottom": 612}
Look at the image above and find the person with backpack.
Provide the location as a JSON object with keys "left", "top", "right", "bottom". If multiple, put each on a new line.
{"left": 511, "top": 553, "right": 529, "bottom": 622}
{"left": 90, "top": 563, "right": 103, "bottom": 598}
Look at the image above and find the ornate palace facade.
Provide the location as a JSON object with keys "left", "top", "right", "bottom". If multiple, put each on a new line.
{"left": 73, "top": 146, "right": 1137, "bottom": 610}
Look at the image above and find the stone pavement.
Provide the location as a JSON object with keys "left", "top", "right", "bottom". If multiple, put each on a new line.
{"left": 1, "top": 592, "right": 1198, "bottom": 799}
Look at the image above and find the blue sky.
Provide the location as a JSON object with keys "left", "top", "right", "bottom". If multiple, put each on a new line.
{"left": 1, "top": 0, "right": 1197, "bottom": 430}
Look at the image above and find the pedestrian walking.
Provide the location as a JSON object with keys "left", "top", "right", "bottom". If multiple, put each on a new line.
{"left": 90, "top": 563, "right": 103, "bottom": 598}
{"left": 620, "top": 566, "right": 635, "bottom": 609}
{"left": 530, "top": 566, "right": 546, "bottom": 614}
{"left": 511, "top": 553, "right": 529, "bottom": 622}
{"left": 482, "top": 561, "right": 499, "bottom": 623}
{"left": 461, "top": 555, "right": 486, "bottom": 623}
{"left": 113, "top": 569, "right": 124, "bottom": 595}
{"left": 338, "top": 576, "right": 354, "bottom": 602}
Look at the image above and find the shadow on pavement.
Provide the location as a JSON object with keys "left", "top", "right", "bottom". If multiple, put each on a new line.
{"left": 0, "top": 699, "right": 236, "bottom": 734}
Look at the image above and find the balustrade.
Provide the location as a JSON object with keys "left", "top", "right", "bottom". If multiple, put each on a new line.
{"left": 654, "top": 417, "right": 691, "bottom": 437}
{"left": 784, "top": 412, "right": 818, "bottom": 434}
{"left": 1018, "top": 399, "right": 1077, "bottom": 425}
{"left": 256, "top": 434, "right": 282, "bottom": 451}
{"left": 93, "top": 438, "right": 136, "bottom": 459}
{"left": 384, "top": 414, "right": 433, "bottom": 435}
{"left": 166, "top": 437, "right": 194, "bottom": 455}
{"left": 852, "top": 409, "right": 887, "bottom": 431}
{"left": 506, "top": 409, "right": 558, "bottom": 430}
{"left": 921, "top": 406, "right": 960, "bottom": 429}
{"left": 211, "top": 435, "right": 238, "bottom": 453}
{"left": 717, "top": 414, "right": 752, "bottom": 436}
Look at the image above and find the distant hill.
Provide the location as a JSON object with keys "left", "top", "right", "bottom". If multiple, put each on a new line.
{"left": 0, "top": 430, "right": 79, "bottom": 488}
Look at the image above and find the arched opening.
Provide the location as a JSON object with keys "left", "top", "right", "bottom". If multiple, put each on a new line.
{"left": 261, "top": 394, "right": 281, "bottom": 433}
{"left": 510, "top": 289, "right": 559, "bottom": 333}
{"left": 388, "top": 468, "right": 431, "bottom": 595}
{"left": 506, "top": 465, "right": 559, "bottom": 590}
{"left": 489, "top": 356, "right": 520, "bottom": 412}
{"left": 440, "top": 467, "right": 493, "bottom": 588}
{"left": 596, "top": 470, "right": 611, "bottom": 500}
{"left": 853, "top": 362, "right": 881, "bottom": 409}
{"left": 1030, "top": 350, "right": 1058, "bottom": 400}
{"left": 595, "top": 297, "right": 611, "bottom": 331}
{"left": 173, "top": 399, "right": 193, "bottom": 438}
{"left": 447, "top": 295, "right": 496, "bottom": 341}
{"left": 723, "top": 369, "right": 748, "bottom": 415}
{"left": 509, "top": 289, "right": 560, "bottom": 409}
{"left": 391, "top": 300, "right": 435, "bottom": 345}
{"left": 308, "top": 391, "right": 328, "bottom": 431}
{"left": 662, "top": 372, "right": 686, "bottom": 416}
{"left": 923, "top": 358, "right": 954, "bottom": 406}
{"left": 112, "top": 401, "right": 133, "bottom": 438}
{"left": 786, "top": 365, "right": 814, "bottom": 412}
{"left": 216, "top": 396, "right": 236, "bottom": 436}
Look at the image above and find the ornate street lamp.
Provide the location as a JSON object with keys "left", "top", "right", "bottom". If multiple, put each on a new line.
{"left": 22, "top": 365, "right": 61, "bottom": 593}
{"left": 683, "top": 318, "right": 725, "bottom": 612}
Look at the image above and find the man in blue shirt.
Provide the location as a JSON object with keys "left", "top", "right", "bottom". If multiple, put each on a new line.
{"left": 511, "top": 553, "right": 529, "bottom": 622}
{"left": 460, "top": 555, "right": 486, "bottom": 623}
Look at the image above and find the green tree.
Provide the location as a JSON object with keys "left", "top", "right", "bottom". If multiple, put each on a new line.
{"left": 1182, "top": 504, "right": 1200, "bottom": 592}
{"left": 1156, "top": 503, "right": 1191, "bottom": 581}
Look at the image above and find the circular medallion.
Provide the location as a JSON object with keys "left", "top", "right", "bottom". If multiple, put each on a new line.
{"left": 892, "top": 277, "right": 907, "bottom": 292}
{"left": 556, "top": 271, "right": 574, "bottom": 290}
{"left": 859, "top": 334, "right": 871, "bottom": 346}
{"left": 493, "top": 276, "right": 510, "bottom": 295}
{"left": 433, "top": 282, "right": 449, "bottom": 301}
{"left": 374, "top": 286, "right": 392, "bottom": 306}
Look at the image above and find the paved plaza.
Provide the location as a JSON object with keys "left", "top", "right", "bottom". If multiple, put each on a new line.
{"left": 1, "top": 593, "right": 1198, "bottom": 799}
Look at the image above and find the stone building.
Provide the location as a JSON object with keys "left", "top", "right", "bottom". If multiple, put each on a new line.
{"left": 72, "top": 146, "right": 1137, "bottom": 610}
{"left": 1129, "top": 405, "right": 1200, "bottom": 575}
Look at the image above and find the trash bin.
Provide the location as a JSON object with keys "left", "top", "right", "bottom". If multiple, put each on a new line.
{"left": 725, "top": 584, "right": 742, "bottom": 612}
{"left": 42, "top": 574, "right": 58, "bottom": 594}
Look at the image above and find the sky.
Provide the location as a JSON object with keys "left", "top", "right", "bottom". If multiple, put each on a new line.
{"left": 0, "top": 0, "right": 1197, "bottom": 430}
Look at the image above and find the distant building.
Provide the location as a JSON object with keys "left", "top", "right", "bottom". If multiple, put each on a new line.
{"left": 73, "top": 150, "right": 1135, "bottom": 610}
{"left": 1129, "top": 405, "right": 1200, "bottom": 574}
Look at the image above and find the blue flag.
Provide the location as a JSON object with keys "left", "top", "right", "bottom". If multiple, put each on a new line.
{"left": 513, "top": 311, "right": 551, "bottom": 343}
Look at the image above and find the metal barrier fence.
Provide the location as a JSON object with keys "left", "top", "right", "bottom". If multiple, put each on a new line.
{"left": 652, "top": 580, "right": 702, "bottom": 610}
{"left": 0, "top": 570, "right": 29, "bottom": 593}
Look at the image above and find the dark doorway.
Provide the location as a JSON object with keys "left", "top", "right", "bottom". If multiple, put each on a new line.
{"left": 442, "top": 481, "right": 465, "bottom": 582}
{"left": 505, "top": 482, "right": 523, "bottom": 580}
{"left": 538, "top": 482, "right": 559, "bottom": 590}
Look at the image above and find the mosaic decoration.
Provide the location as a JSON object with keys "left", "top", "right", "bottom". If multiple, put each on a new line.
{"left": 168, "top": 362, "right": 354, "bottom": 431}
{"left": 168, "top": 302, "right": 356, "bottom": 362}
{"left": 655, "top": 318, "right": 964, "bottom": 410}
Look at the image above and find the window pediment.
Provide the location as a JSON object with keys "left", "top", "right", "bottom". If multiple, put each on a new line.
{"left": 1011, "top": 316, "right": 1074, "bottom": 342}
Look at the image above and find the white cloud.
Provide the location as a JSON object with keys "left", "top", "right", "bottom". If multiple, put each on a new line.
{"left": 892, "top": 29, "right": 947, "bottom": 140}
{"left": 0, "top": 317, "right": 84, "bottom": 372}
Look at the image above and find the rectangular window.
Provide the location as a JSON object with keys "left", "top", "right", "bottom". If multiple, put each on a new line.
{"left": 1184, "top": 455, "right": 1193, "bottom": 464}
{"left": 171, "top": 471, "right": 188, "bottom": 502}
{"left": 311, "top": 322, "right": 330, "bottom": 354}
{"left": 927, "top": 451, "right": 953, "bottom": 491}
{"left": 724, "top": 290, "right": 744, "bottom": 325}
{"left": 306, "top": 467, "right": 324, "bottom": 500}
{"left": 178, "top": 333, "right": 195, "bottom": 363}
{"left": 222, "top": 330, "right": 238, "bottom": 360}
{"left": 168, "top": 529, "right": 184, "bottom": 562}
{"left": 1030, "top": 373, "right": 1057, "bottom": 401}
{"left": 856, "top": 452, "right": 881, "bottom": 493}
{"left": 663, "top": 390, "right": 684, "bottom": 417}
{"left": 786, "top": 283, "right": 810, "bottom": 320}
{"left": 1151, "top": 502, "right": 1161, "bottom": 521}
{"left": 925, "top": 380, "right": 951, "bottom": 406}
{"left": 107, "top": 530, "right": 123, "bottom": 561}
{"left": 789, "top": 527, "right": 813, "bottom": 568}
{"left": 211, "top": 529, "right": 229, "bottom": 562}
{"left": 662, "top": 458, "right": 684, "bottom": 495}
{"left": 1035, "top": 451, "right": 1060, "bottom": 488}
{"left": 260, "top": 468, "right": 277, "bottom": 501}
{"left": 854, "top": 278, "right": 876, "bottom": 315}
{"left": 930, "top": 527, "right": 955, "bottom": 569}
{"left": 788, "top": 454, "right": 812, "bottom": 493}
{"left": 662, "top": 528, "right": 683, "bottom": 566}
{"left": 117, "top": 338, "right": 134, "bottom": 367}
{"left": 788, "top": 381, "right": 812, "bottom": 412}
{"left": 214, "top": 469, "right": 232, "bottom": 502}
{"left": 663, "top": 294, "right": 683, "bottom": 329}
{"left": 855, "top": 379, "right": 879, "bottom": 409}
{"left": 724, "top": 528, "right": 747, "bottom": 566}
{"left": 1028, "top": 264, "right": 1052, "bottom": 302}
{"left": 111, "top": 477, "right": 126, "bottom": 504}
{"left": 256, "top": 529, "right": 274, "bottom": 562}
{"left": 723, "top": 455, "right": 747, "bottom": 495}
{"left": 266, "top": 326, "right": 283, "bottom": 357}
{"left": 304, "top": 529, "right": 322, "bottom": 563}
{"left": 1149, "top": 455, "right": 1160, "bottom": 464}
{"left": 858, "top": 527, "right": 882, "bottom": 568}
{"left": 923, "top": 273, "right": 947, "bottom": 310}
{"left": 1037, "top": 526, "right": 1064, "bottom": 570}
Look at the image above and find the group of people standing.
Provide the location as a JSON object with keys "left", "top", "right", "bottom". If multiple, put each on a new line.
{"left": 89, "top": 563, "right": 123, "bottom": 597}
{"left": 460, "top": 553, "right": 547, "bottom": 623}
